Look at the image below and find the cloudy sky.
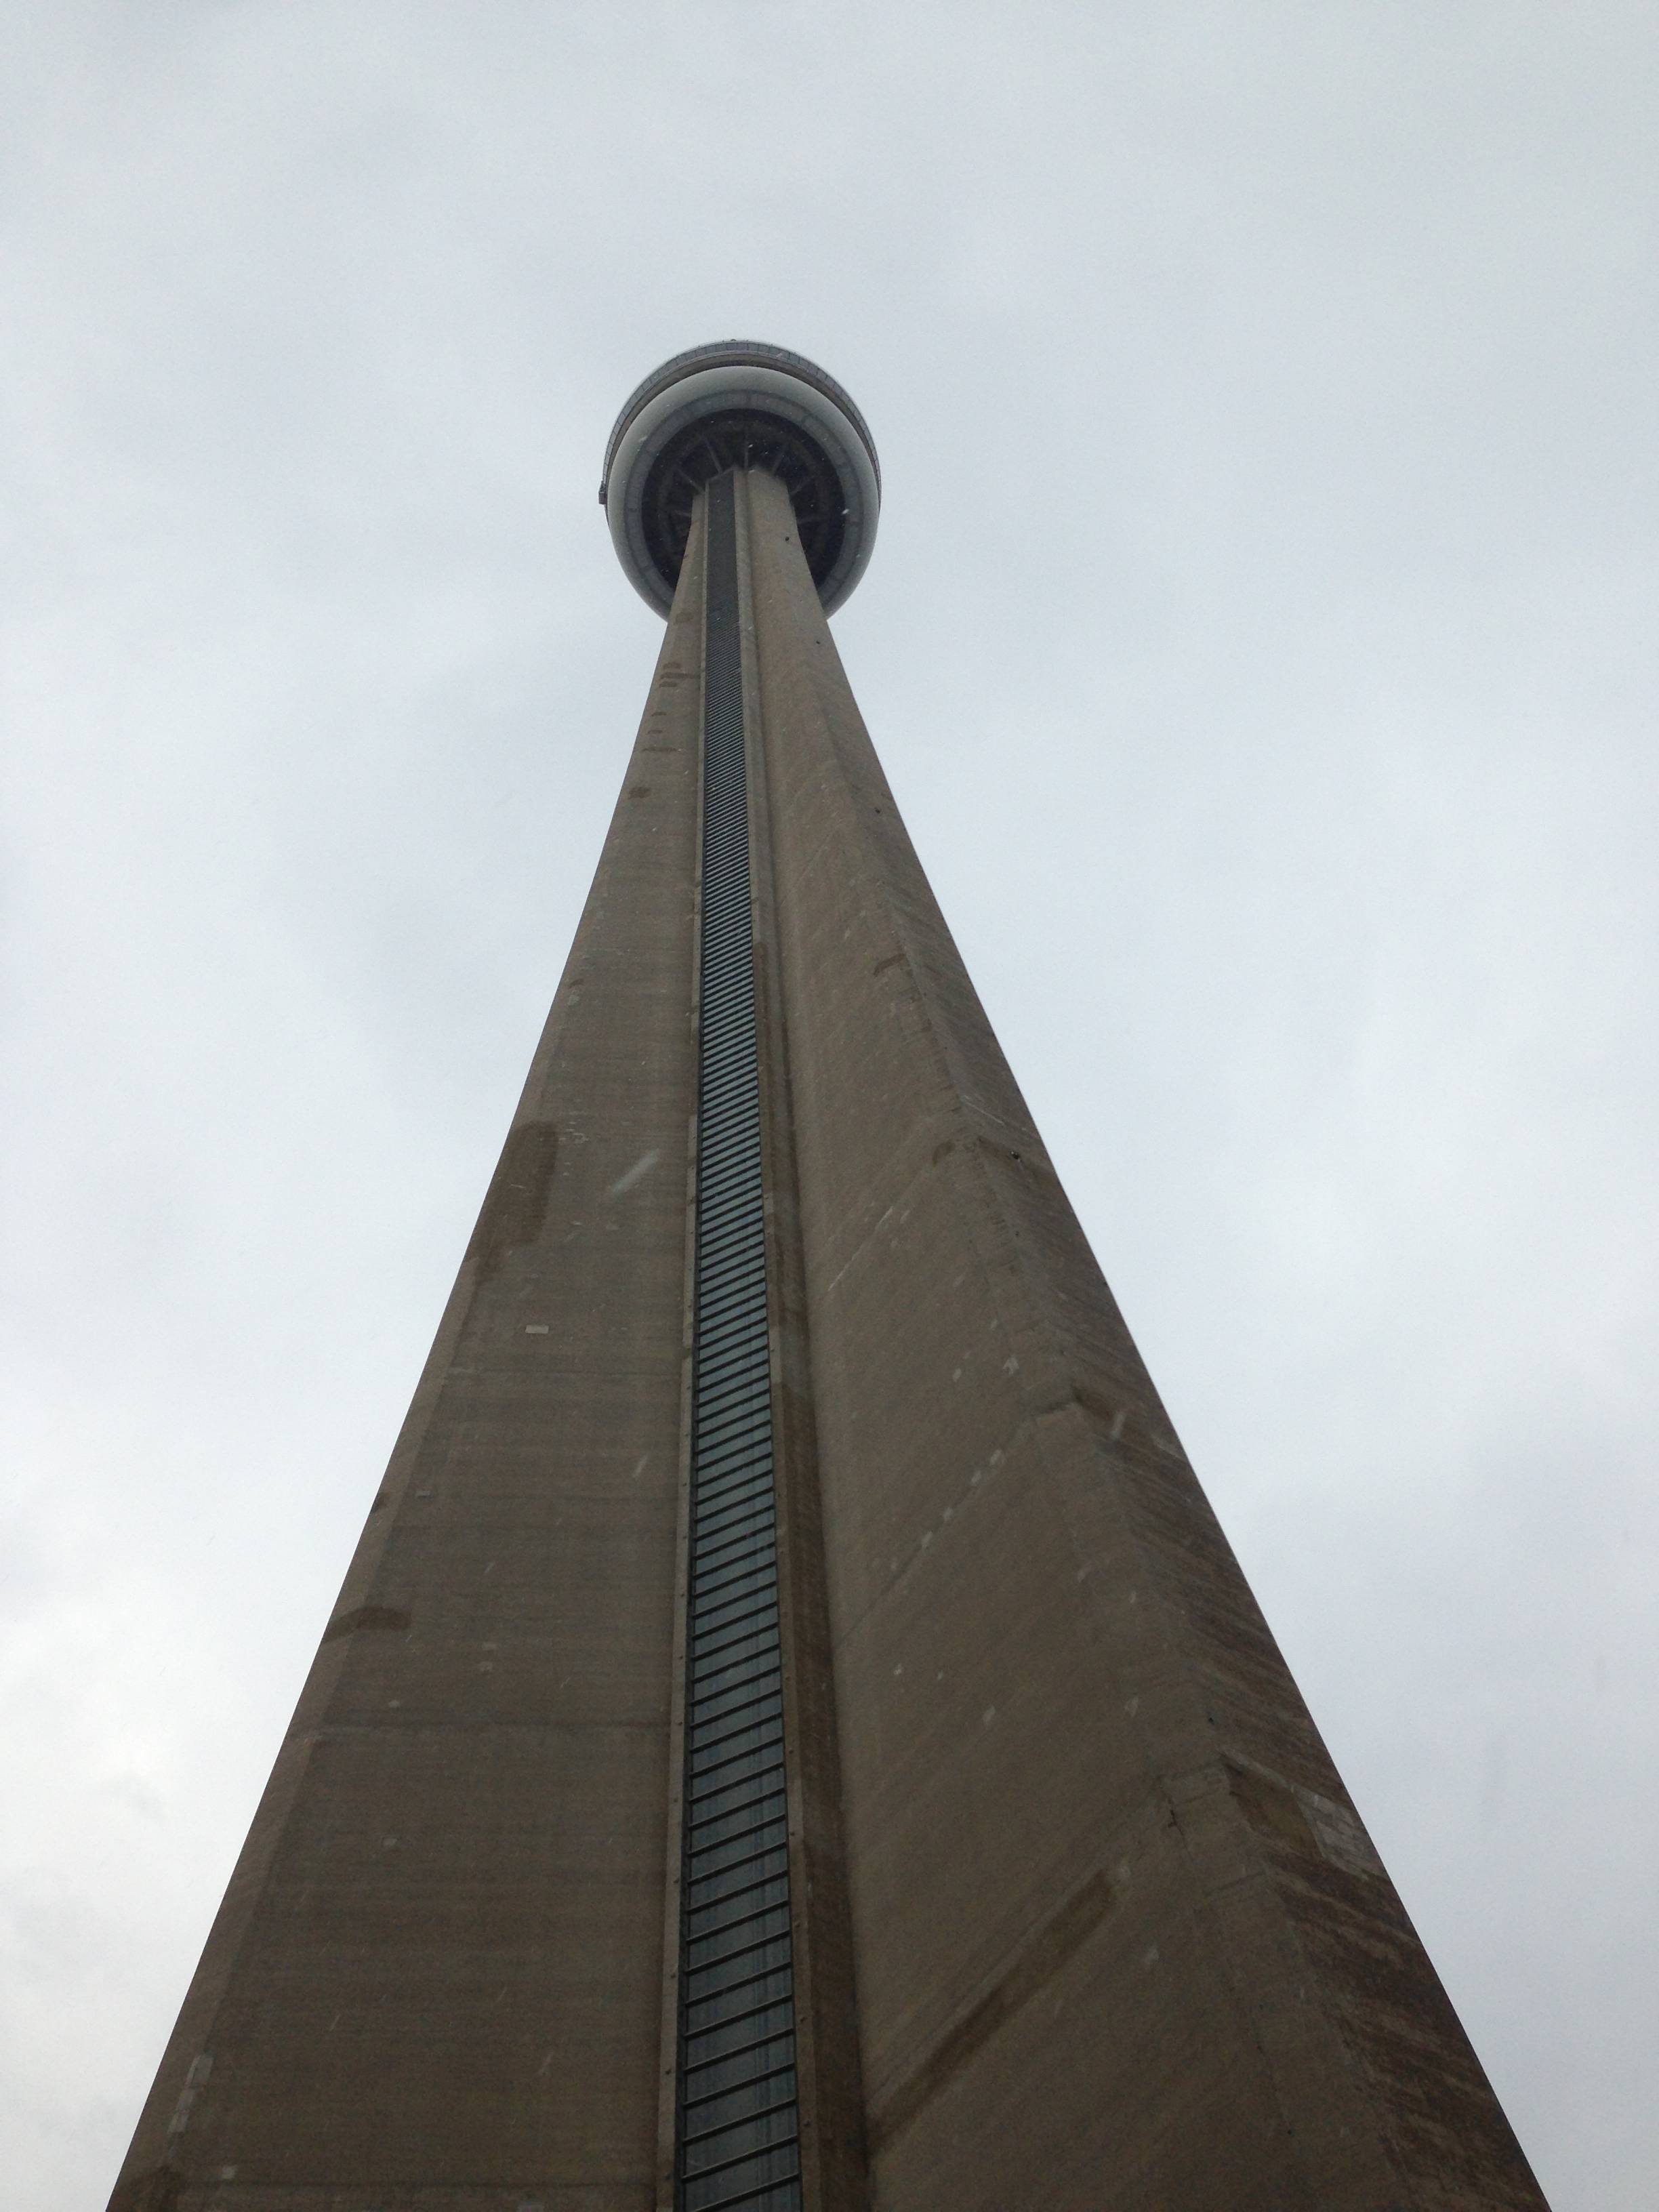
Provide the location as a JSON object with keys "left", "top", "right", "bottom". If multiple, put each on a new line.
{"left": 3, "top": 6, "right": 1656, "bottom": 2206}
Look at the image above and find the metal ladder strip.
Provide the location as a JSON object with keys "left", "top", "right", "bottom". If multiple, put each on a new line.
{"left": 676, "top": 469, "right": 800, "bottom": 2212}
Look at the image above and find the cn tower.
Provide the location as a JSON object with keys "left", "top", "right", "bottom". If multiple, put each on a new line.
{"left": 111, "top": 344, "right": 1548, "bottom": 2212}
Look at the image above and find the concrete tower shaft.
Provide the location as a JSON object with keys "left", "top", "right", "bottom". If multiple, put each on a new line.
{"left": 108, "top": 344, "right": 1551, "bottom": 2212}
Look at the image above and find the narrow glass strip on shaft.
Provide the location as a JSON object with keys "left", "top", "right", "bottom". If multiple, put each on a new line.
{"left": 676, "top": 470, "right": 802, "bottom": 2212}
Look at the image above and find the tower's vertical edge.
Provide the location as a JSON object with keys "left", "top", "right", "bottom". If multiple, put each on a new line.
{"left": 108, "top": 532, "right": 708, "bottom": 2212}
{"left": 741, "top": 466, "right": 1549, "bottom": 2212}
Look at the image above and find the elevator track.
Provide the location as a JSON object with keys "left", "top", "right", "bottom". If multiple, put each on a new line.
{"left": 674, "top": 470, "right": 801, "bottom": 2212}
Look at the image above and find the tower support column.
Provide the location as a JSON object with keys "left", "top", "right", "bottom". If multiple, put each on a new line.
{"left": 738, "top": 461, "right": 1546, "bottom": 2212}
{"left": 107, "top": 341, "right": 1551, "bottom": 2212}
{"left": 109, "top": 491, "right": 712, "bottom": 2212}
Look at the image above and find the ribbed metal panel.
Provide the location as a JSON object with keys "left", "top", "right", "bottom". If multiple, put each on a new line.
{"left": 676, "top": 471, "right": 801, "bottom": 2212}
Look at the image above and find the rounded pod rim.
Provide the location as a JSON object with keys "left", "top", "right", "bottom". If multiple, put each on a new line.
{"left": 600, "top": 341, "right": 880, "bottom": 617}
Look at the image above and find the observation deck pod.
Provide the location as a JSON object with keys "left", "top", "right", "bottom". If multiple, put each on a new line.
{"left": 600, "top": 340, "right": 880, "bottom": 617}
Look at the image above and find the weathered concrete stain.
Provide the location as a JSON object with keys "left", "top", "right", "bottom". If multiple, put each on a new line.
{"left": 321, "top": 1604, "right": 412, "bottom": 1644}
{"left": 464, "top": 1118, "right": 560, "bottom": 1285}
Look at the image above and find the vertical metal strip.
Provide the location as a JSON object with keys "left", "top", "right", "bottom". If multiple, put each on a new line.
{"left": 675, "top": 471, "right": 802, "bottom": 2212}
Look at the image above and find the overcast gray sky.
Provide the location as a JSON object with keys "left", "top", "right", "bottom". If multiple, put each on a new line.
{"left": 3, "top": 6, "right": 1656, "bottom": 2206}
